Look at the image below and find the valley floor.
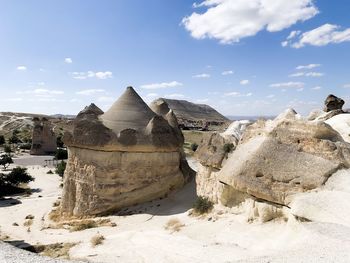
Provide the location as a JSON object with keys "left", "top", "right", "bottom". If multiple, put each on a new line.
{"left": 0, "top": 154, "right": 350, "bottom": 262}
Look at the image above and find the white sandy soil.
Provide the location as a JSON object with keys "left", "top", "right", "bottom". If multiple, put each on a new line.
{"left": 0, "top": 154, "right": 350, "bottom": 263}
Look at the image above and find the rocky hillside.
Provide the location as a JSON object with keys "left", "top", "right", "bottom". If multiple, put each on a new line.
{"left": 0, "top": 112, "right": 74, "bottom": 141}
{"left": 150, "top": 98, "right": 229, "bottom": 128}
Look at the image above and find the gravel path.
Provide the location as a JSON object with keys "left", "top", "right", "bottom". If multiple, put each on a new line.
{"left": 0, "top": 242, "right": 85, "bottom": 263}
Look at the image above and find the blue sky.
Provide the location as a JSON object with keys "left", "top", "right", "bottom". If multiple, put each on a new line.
{"left": 0, "top": 0, "right": 349, "bottom": 116}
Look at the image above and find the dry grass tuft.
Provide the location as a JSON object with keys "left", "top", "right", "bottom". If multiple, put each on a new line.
{"left": 68, "top": 218, "right": 112, "bottom": 232}
{"left": 34, "top": 243, "right": 77, "bottom": 259}
{"left": 90, "top": 233, "right": 105, "bottom": 247}
{"left": 52, "top": 200, "right": 60, "bottom": 207}
{"left": 23, "top": 219, "right": 33, "bottom": 227}
{"left": 164, "top": 218, "right": 184, "bottom": 233}
{"left": 48, "top": 209, "right": 61, "bottom": 222}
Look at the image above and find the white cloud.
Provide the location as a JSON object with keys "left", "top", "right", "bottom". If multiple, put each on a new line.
{"left": 312, "top": 86, "right": 322, "bottom": 90}
{"left": 270, "top": 82, "right": 305, "bottom": 88}
{"left": 297, "top": 88, "right": 304, "bottom": 92}
{"left": 182, "top": 0, "right": 318, "bottom": 44}
{"left": 266, "top": 94, "right": 275, "bottom": 98}
{"left": 240, "top": 79, "right": 250, "bottom": 85}
{"left": 17, "top": 66, "right": 27, "bottom": 71}
{"left": 344, "top": 84, "right": 350, "bottom": 88}
{"left": 65, "top": 58, "right": 73, "bottom": 64}
{"left": 72, "top": 71, "right": 113, "bottom": 80}
{"left": 5, "top": 98, "right": 23, "bottom": 102}
{"left": 289, "top": 72, "right": 324, "bottom": 77}
{"left": 193, "top": 73, "right": 210, "bottom": 78}
{"left": 95, "top": 71, "right": 113, "bottom": 79}
{"left": 76, "top": 89, "right": 105, "bottom": 96}
{"left": 164, "top": 93, "right": 185, "bottom": 99}
{"left": 224, "top": 91, "right": 252, "bottom": 97}
{"left": 140, "top": 81, "right": 183, "bottom": 90}
{"left": 222, "top": 70, "right": 234, "bottom": 76}
{"left": 296, "top": 64, "right": 321, "bottom": 70}
{"left": 284, "top": 24, "right": 350, "bottom": 48}
{"left": 289, "top": 72, "right": 305, "bottom": 77}
{"left": 146, "top": 93, "right": 159, "bottom": 97}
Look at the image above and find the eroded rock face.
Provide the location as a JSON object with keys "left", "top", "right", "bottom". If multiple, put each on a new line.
{"left": 30, "top": 118, "right": 57, "bottom": 155}
{"left": 61, "top": 87, "right": 194, "bottom": 217}
{"left": 218, "top": 110, "right": 350, "bottom": 206}
{"left": 324, "top": 94, "right": 344, "bottom": 112}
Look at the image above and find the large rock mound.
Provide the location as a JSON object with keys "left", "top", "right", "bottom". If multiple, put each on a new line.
{"left": 196, "top": 109, "right": 350, "bottom": 213}
{"left": 61, "top": 87, "right": 194, "bottom": 217}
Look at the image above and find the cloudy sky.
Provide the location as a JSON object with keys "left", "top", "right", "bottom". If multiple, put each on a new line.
{"left": 0, "top": 0, "right": 349, "bottom": 116}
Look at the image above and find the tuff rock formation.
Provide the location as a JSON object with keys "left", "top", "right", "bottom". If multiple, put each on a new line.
{"left": 30, "top": 117, "right": 57, "bottom": 155}
{"left": 324, "top": 94, "right": 344, "bottom": 112}
{"left": 308, "top": 94, "right": 345, "bottom": 121}
{"left": 150, "top": 98, "right": 229, "bottom": 128}
{"left": 61, "top": 87, "right": 194, "bottom": 217}
{"left": 196, "top": 109, "right": 350, "bottom": 221}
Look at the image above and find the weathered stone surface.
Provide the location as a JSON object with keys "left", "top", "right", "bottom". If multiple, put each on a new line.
{"left": 150, "top": 98, "right": 229, "bottom": 128}
{"left": 218, "top": 110, "right": 350, "bottom": 206}
{"left": 324, "top": 94, "right": 344, "bottom": 112}
{"left": 30, "top": 118, "right": 57, "bottom": 155}
{"left": 61, "top": 87, "right": 194, "bottom": 217}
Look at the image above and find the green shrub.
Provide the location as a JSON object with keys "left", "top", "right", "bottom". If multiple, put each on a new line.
{"left": 0, "top": 154, "right": 13, "bottom": 170}
{"left": 190, "top": 143, "right": 198, "bottom": 152}
{"left": 55, "top": 149, "right": 68, "bottom": 160}
{"left": 4, "top": 145, "right": 12, "bottom": 154}
{"left": 0, "top": 135, "right": 5, "bottom": 145}
{"left": 9, "top": 134, "right": 21, "bottom": 144}
{"left": 19, "top": 143, "right": 32, "bottom": 150}
{"left": 0, "top": 167, "right": 34, "bottom": 189}
{"left": 47, "top": 170, "right": 54, "bottom": 174}
{"left": 55, "top": 161, "right": 67, "bottom": 177}
{"left": 5, "top": 167, "right": 34, "bottom": 186}
{"left": 223, "top": 143, "right": 234, "bottom": 153}
{"left": 56, "top": 137, "right": 64, "bottom": 148}
{"left": 192, "top": 196, "right": 213, "bottom": 214}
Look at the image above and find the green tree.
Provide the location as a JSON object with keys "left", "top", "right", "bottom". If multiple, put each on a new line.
{"left": 4, "top": 167, "right": 34, "bottom": 186}
{"left": 55, "top": 149, "right": 68, "bottom": 160}
{"left": 0, "top": 135, "right": 5, "bottom": 145}
{"left": 4, "top": 145, "right": 12, "bottom": 154}
{"left": 55, "top": 161, "right": 67, "bottom": 177}
{"left": 0, "top": 154, "right": 13, "bottom": 170}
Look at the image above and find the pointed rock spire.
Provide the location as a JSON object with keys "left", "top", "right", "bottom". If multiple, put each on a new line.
{"left": 100, "top": 86, "right": 156, "bottom": 134}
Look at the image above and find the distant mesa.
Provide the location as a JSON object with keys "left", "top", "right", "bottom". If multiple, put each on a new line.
{"left": 60, "top": 86, "right": 194, "bottom": 217}
{"left": 30, "top": 117, "right": 57, "bottom": 155}
{"left": 150, "top": 98, "right": 229, "bottom": 130}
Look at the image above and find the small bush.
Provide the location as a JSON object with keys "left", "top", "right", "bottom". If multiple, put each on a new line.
{"left": 90, "top": 234, "right": 105, "bottom": 247}
{"left": 4, "top": 145, "right": 12, "bottom": 154}
{"left": 192, "top": 196, "right": 214, "bottom": 215}
{"left": 190, "top": 143, "right": 198, "bottom": 152}
{"left": 0, "top": 154, "right": 13, "bottom": 170}
{"left": 0, "top": 135, "right": 5, "bottom": 145}
{"left": 223, "top": 143, "right": 234, "bottom": 153}
{"left": 25, "top": 214, "right": 34, "bottom": 220}
{"left": 47, "top": 170, "right": 54, "bottom": 174}
{"left": 164, "top": 218, "right": 184, "bottom": 233}
{"left": 19, "top": 143, "right": 32, "bottom": 150}
{"left": 56, "top": 137, "right": 64, "bottom": 148}
{"left": 55, "top": 149, "right": 68, "bottom": 160}
{"left": 4, "top": 167, "right": 34, "bottom": 186}
{"left": 23, "top": 219, "right": 33, "bottom": 227}
{"left": 55, "top": 161, "right": 67, "bottom": 177}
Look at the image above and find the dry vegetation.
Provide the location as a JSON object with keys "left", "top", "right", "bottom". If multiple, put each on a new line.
{"left": 33, "top": 243, "right": 77, "bottom": 259}
{"left": 164, "top": 218, "right": 185, "bottom": 233}
{"left": 90, "top": 233, "right": 105, "bottom": 247}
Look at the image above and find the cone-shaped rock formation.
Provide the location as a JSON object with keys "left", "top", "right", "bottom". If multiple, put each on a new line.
{"left": 61, "top": 86, "right": 194, "bottom": 217}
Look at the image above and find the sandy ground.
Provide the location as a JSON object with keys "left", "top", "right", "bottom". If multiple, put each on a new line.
{"left": 0, "top": 154, "right": 350, "bottom": 262}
